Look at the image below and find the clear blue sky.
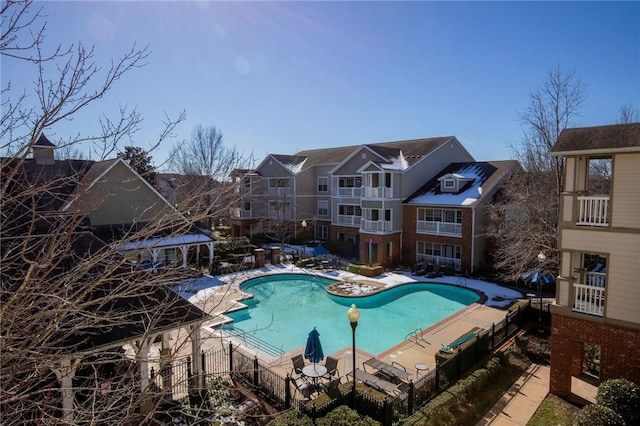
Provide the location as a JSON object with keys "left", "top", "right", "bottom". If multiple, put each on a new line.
{"left": 5, "top": 1, "right": 639, "bottom": 168}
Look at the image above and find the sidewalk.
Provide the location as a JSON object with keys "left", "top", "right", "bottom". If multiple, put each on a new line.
{"left": 476, "top": 363, "right": 550, "bottom": 426}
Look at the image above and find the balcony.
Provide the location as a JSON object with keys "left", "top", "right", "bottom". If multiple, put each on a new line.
{"left": 360, "top": 219, "right": 392, "bottom": 233}
{"left": 337, "top": 187, "right": 361, "bottom": 197}
{"left": 230, "top": 208, "right": 252, "bottom": 219}
{"left": 417, "top": 220, "right": 462, "bottom": 237}
{"left": 416, "top": 254, "right": 461, "bottom": 271}
{"left": 362, "top": 186, "right": 393, "bottom": 199}
{"left": 577, "top": 195, "right": 609, "bottom": 227}
{"left": 573, "top": 284, "right": 605, "bottom": 316}
{"left": 268, "top": 187, "right": 290, "bottom": 196}
{"left": 336, "top": 215, "right": 361, "bottom": 227}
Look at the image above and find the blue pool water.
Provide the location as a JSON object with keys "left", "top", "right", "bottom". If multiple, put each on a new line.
{"left": 222, "top": 274, "right": 480, "bottom": 356}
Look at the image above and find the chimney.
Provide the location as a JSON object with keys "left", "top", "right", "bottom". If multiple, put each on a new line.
{"left": 33, "top": 134, "right": 56, "bottom": 165}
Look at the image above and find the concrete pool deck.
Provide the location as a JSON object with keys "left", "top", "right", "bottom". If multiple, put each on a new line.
{"left": 178, "top": 265, "right": 526, "bottom": 380}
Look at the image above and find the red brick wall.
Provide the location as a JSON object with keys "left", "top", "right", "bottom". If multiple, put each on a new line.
{"left": 550, "top": 313, "right": 640, "bottom": 396}
{"left": 358, "top": 232, "right": 401, "bottom": 267}
{"left": 401, "top": 205, "right": 474, "bottom": 272}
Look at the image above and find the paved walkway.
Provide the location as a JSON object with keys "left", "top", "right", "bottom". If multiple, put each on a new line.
{"left": 476, "top": 363, "right": 550, "bottom": 426}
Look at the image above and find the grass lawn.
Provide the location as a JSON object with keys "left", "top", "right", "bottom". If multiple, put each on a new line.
{"left": 527, "top": 393, "right": 581, "bottom": 426}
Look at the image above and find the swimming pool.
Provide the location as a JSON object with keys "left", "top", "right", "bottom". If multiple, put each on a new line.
{"left": 222, "top": 273, "right": 480, "bottom": 356}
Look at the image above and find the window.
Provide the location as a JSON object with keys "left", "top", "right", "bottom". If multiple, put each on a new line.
{"left": 418, "top": 242, "right": 461, "bottom": 259}
{"left": 268, "top": 178, "right": 289, "bottom": 188}
{"left": 318, "top": 225, "right": 328, "bottom": 239}
{"left": 243, "top": 201, "right": 251, "bottom": 211}
{"left": 317, "top": 177, "right": 328, "bottom": 192}
{"left": 269, "top": 200, "right": 290, "bottom": 217}
{"left": 338, "top": 232, "right": 356, "bottom": 243}
{"left": 317, "top": 200, "right": 329, "bottom": 216}
{"left": 338, "top": 176, "right": 362, "bottom": 188}
{"left": 419, "top": 208, "right": 462, "bottom": 223}
{"left": 443, "top": 179, "right": 456, "bottom": 189}
{"left": 338, "top": 204, "right": 361, "bottom": 216}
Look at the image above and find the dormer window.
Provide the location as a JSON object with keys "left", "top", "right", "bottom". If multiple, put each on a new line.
{"left": 438, "top": 172, "right": 473, "bottom": 193}
{"left": 443, "top": 179, "right": 456, "bottom": 189}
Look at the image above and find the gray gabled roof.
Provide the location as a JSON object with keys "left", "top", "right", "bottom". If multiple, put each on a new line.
{"left": 289, "top": 136, "right": 457, "bottom": 171}
{"left": 552, "top": 122, "right": 640, "bottom": 155}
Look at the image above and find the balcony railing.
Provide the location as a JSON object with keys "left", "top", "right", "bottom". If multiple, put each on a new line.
{"left": 336, "top": 215, "right": 361, "bottom": 227}
{"left": 573, "top": 283, "right": 605, "bottom": 316}
{"left": 417, "top": 220, "right": 462, "bottom": 237}
{"left": 416, "top": 254, "right": 461, "bottom": 271}
{"left": 230, "top": 208, "right": 252, "bottom": 219}
{"left": 268, "top": 187, "right": 290, "bottom": 195}
{"left": 360, "top": 219, "right": 392, "bottom": 233}
{"left": 577, "top": 195, "right": 609, "bottom": 227}
{"left": 337, "top": 187, "right": 361, "bottom": 197}
{"left": 362, "top": 187, "right": 393, "bottom": 199}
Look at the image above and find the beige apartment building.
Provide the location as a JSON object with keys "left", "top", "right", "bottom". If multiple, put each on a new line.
{"left": 229, "top": 136, "right": 517, "bottom": 272}
{"left": 549, "top": 122, "right": 640, "bottom": 396}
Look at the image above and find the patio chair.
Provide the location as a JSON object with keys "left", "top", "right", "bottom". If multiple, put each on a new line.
{"left": 292, "top": 376, "right": 313, "bottom": 400}
{"left": 322, "top": 356, "right": 340, "bottom": 380}
{"left": 291, "top": 354, "right": 306, "bottom": 379}
{"left": 321, "top": 377, "right": 342, "bottom": 399}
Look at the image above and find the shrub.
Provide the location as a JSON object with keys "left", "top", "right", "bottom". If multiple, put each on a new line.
{"left": 596, "top": 378, "right": 640, "bottom": 425}
{"left": 575, "top": 404, "right": 625, "bottom": 426}
{"left": 267, "top": 409, "right": 314, "bottom": 426}
{"left": 316, "top": 405, "right": 381, "bottom": 426}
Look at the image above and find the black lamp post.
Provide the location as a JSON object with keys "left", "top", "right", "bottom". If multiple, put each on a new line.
{"left": 537, "top": 251, "right": 546, "bottom": 328}
{"left": 347, "top": 304, "right": 360, "bottom": 408}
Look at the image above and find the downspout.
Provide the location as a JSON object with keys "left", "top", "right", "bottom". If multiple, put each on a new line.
{"left": 471, "top": 207, "right": 475, "bottom": 275}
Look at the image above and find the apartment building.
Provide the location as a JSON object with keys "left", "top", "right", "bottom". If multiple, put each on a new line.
{"left": 230, "top": 136, "right": 488, "bottom": 266}
{"left": 403, "top": 161, "right": 519, "bottom": 275}
{"left": 549, "top": 122, "right": 640, "bottom": 396}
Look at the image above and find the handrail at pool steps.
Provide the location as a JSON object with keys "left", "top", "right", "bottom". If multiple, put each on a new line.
{"left": 221, "top": 324, "right": 284, "bottom": 358}
{"left": 405, "top": 327, "right": 428, "bottom": 346}
{"left": 439, "top": 331, "right": 478, "bottom": 354}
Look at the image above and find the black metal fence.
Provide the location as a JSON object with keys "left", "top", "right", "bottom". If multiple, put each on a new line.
{"left": 155, "top": 305, "right": 529, "bottom": 425}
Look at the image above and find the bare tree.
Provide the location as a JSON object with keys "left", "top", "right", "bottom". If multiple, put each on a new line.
{"left": 618, "top": 103, "right": 639, "bottom": 124}
{"left": 1, "top": 2, "right": 239, "bottom": 424}
{"left": 166, "top": 125, "right": 253, "bottom": 230}
{"left": 488, "top": 66, "right": 586, "bottom": 280}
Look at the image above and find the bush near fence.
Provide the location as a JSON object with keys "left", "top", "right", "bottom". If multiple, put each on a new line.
{"left": 154, "top": 302, "right": 531, "bottom": 425}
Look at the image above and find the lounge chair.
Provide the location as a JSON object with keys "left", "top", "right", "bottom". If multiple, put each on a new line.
{"left": 440, "top": 331, "right": 478, "bottom": 354}
{"left": 363, "top": 357, "right": 411, "bottom": 383}
{"left": 347, "top": 368, "right": 402, "bottom": 395}
{"left": 322, "top": 356, "right": 340, "bottom": 380}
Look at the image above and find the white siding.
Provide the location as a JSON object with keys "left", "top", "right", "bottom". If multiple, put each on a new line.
{"left": 611, "top": 153, "right": 640, "bottom": 229}
{"left": 561, "top": 229, "right": 640, "bottom": 324}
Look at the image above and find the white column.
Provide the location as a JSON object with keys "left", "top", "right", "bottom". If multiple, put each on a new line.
{"left": 135, "top": 337, "right": 152, "bottom": 392}
{"left": 52, "top": 357, "right": 80, "bottom": 423}
{"left": 190, "top": 325, "right": 203, "bottom": 389}
{"left": 180, "top": 245, "right": 188, "bottom": 268}
{"left": 152, "top": 249, "right": 161, "bottom": 272}
{"left": 207, "top": 242, "right": 214, "bottom": 270}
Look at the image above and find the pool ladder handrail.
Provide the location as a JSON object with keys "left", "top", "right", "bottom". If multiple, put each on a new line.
{"left": 405, "top": 327, "right": 426, "bottom": 344}
{"left": 221, "top": 324, "right": 284, "bottom": 358}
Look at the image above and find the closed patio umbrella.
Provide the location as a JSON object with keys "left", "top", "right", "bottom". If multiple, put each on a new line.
{"left": 304, "top": 327, "right": 324, "bottom": 365}
{"left": 312, "top": 243, "right": 329, "bottom": 256}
